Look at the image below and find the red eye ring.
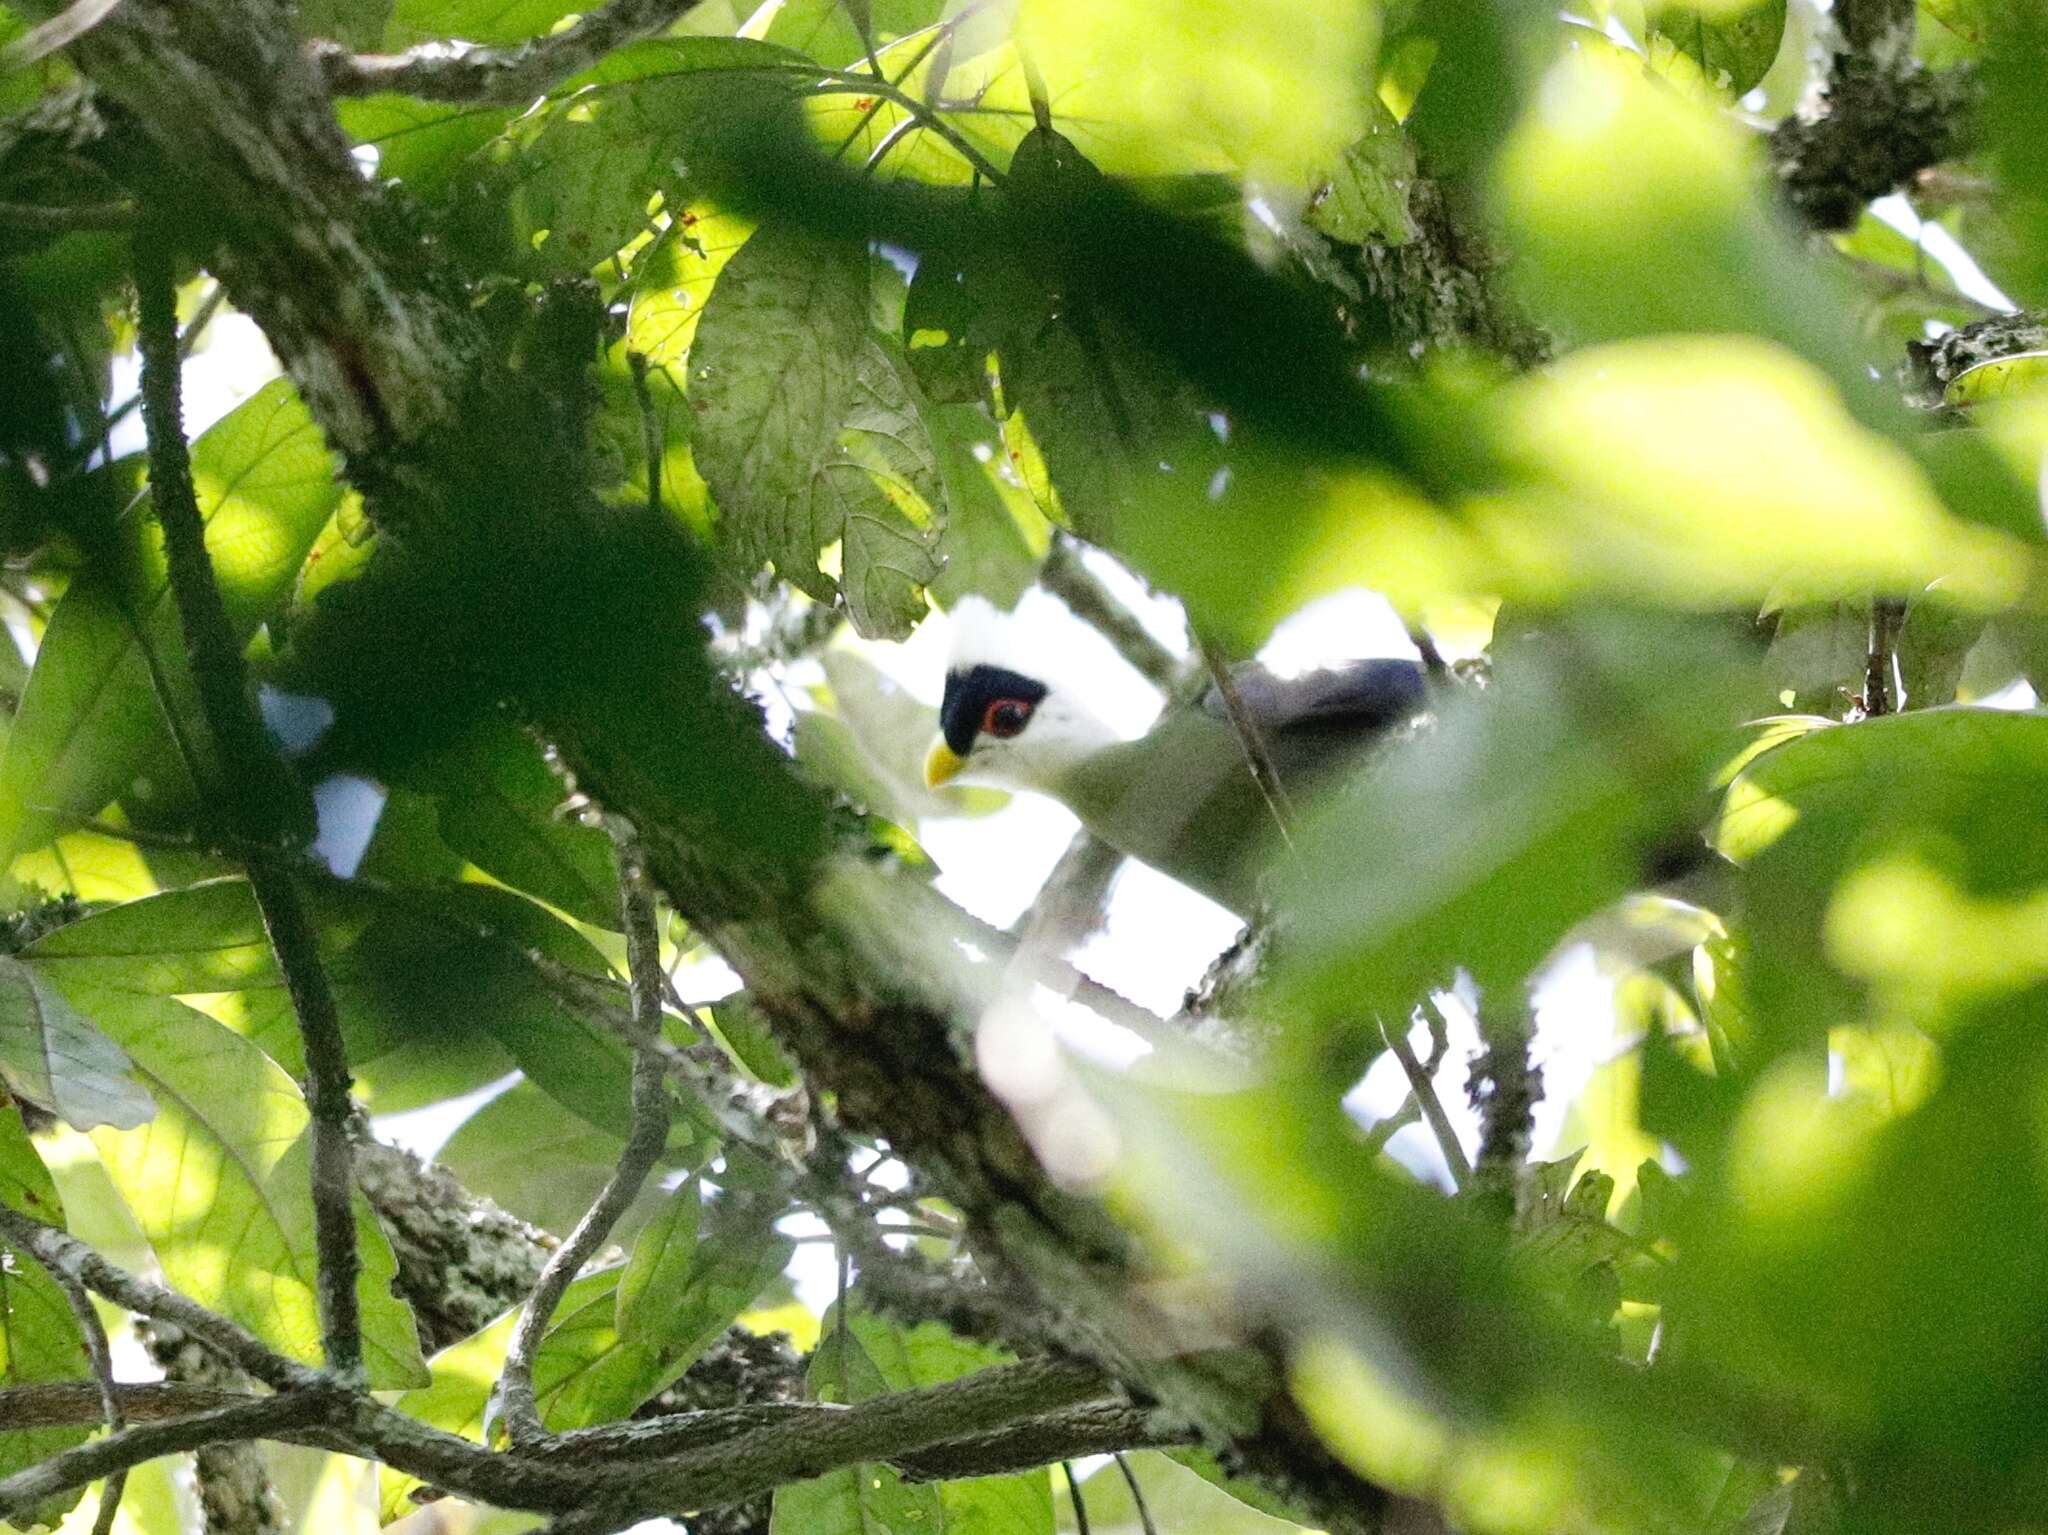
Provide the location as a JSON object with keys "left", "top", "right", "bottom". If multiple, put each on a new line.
{"left": 982, "top": 698, "right": 1032, "bottom": 739}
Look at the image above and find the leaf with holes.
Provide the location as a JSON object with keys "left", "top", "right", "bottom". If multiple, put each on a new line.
{"left": 691, "top": 221, "right": 872, "bottom": 588}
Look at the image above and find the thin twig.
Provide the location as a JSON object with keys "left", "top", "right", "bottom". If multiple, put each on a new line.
{"left": 1114, "top": 1450, "right": 1159, "bottom": 1535}
{"left": 1196, "top": 634, "right": 1296, "bottom": 846}
{"left": 625, "top": 351, "right": 663, "bottom": 518}
{"left": 1065, "top": 1460, "right": 1093, "bottom": 1535}
{"left": 12, "top": 1237, "right": 127, "bottom": 1535}
{"left": 1378, "top": 1014, "right": 1470, "bottom": 1188}
{"left": 76, "top": 281, "right": 226, "bottom": 471}
{"left": 311, "top": 0, "right": 702, "bottom": 102}
{"left": 0, "top": 200, "right": 134, "bottom": 232}
{"left": 497, "top": 846, "right": 674, "bottom": 1445}
{"left": 135, "top": 231, "right": 364, "bottom": 1380}
{"left": 1037, "top": 537, "right": 1183, "bottom": 691}
{"left": 1861, "top": 597, "right": 1904, "bottom": 717}
{"left": 0, "top": 1206, "right": 319, "bottom": 1394}
{"left": 0, "top": 0, "right": 122, "bottom": 71}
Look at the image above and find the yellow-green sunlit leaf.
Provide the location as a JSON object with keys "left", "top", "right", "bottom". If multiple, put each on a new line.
{"left": 1946, "top": 350, "right": 2048, "bottom": 405}
{"left": 1643, "top": 0, "right": 1788, "bottom": 96}
{"left": 1014, "top": 0, "right": 1373, "bottom": 182}
{"left": 72, "top": 993, "right": 426, "bottom": 1384}
{"left": 626, "top": 208, "right": 756, "bottom": 367}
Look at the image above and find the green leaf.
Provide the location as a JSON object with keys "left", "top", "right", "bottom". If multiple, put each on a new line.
{"left": 626, "top": 206, "right": 756, "bottom": 368}
{"left": 775, "top": 1297, "right": 1050, "bottom": 1535}
{"left": 457, "top": 37, "right": 810, "bottom": 278}
{"left": 1303, "top": 99, "right": 1417, "bottom": 245}
{"left": 1644, "top": 0, "right": 1789, "bottom": 95}
{"left": 534, "top": 1196, "right": 789, "bottom": 1430}
{"left": 0, "top": 380, "right": 341, "bottom": 866}
{"left": 393, "top": 720, "right": 620, "bottom": 928}
{"left": 809, "top": 340, "right": 944, "bottom": 639}
{"left": 296, "top": 0, "right": 393, "bottom": 48}
{"left": 72, "top": 992, "right": 427, "bottom": 1386}
{"left": 1064, "top": 1452, "right": 1307, "bottom": 1535}
{"left": 338, "top": 95, "right": 515, "bottom": 200}
{"left": 23, "top": 877, "right": 648, "bottom": 1132}
{"left": 436, "top": 1080, "right": 633, "bottom": 1234}
{"left": 616, "top": 1178, "right": 701, "bottom": 1337}
{"left": 926, "top": 403, "right": 1047, "bottom": 609}
{"left": 690, "top": 221, "right": 872, "bottom": 600}
{"left": 0, "top": 1101, "right": 92, "bottom": 1530}
{"left": 0, "top": 954, "right": 153, "bottom": 1131}
{"left": 746, "top": 0, "right": 945, "bottom": 69}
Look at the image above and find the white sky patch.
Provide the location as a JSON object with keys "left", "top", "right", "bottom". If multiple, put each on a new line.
{"left": 373, "top": 1069, "right": 524, "bottom": 1162}
{"left": 1871, "top": 193, "right": 2019, "bottom": 315}
{"left": 104, "top": 307, "right": 281, "bottom": 461}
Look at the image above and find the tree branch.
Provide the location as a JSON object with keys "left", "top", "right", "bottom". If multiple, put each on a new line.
{"left": 135, "top": 228, "right": 364, "bottom": 1382}
{"left": 0, "top": 1205, "right": 319, "bottom": 1394}
{"left": 497, "top": 849, "right": 674, "bottom": 1445}
{"left": 894, "top": 1402, "right": 1190, "bottom": 1482}
{"left": 1770, "top": 0, "right": 1977, "bottom": 230}
{"left": 139, "top": 1320, "right": 285, "bottom": 1535}
{"left": 310, "top": 0, "right": 703, "bottom": 104}
{"left": 0, "top": 1394, "right": 331, "bottom": 1525}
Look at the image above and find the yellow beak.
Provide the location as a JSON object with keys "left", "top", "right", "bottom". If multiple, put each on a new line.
{"left": 923, "top": 736, "right": 966, "bottom": 789}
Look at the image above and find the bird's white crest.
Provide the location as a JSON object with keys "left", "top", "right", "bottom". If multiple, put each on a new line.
{"left": 943, "top": 595, "right": 1025, "bottom": 673}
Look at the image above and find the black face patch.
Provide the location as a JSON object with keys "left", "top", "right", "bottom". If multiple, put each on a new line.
{"left": 939, "top": 664, "right": 1049, "bottom": 754}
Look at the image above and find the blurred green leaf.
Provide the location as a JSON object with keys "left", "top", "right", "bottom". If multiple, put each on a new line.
{"left": 1276, "top": 614, "right": 1757, "bottom": 1044}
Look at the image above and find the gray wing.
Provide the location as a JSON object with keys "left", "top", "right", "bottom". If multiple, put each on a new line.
{"left": 1200, "top": 657, "right": 1429, "bottom": 739}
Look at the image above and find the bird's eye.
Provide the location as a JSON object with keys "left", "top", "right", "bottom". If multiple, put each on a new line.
{"left": 982, "top": 698, "right": 1033, "bottom": 739}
